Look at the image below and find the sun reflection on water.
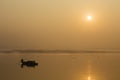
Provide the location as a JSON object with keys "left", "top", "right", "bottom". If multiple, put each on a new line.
{"left": 74, "top": 59, "right": 96, "bottom": 80}
{"left": 88, "top": 76, "right": 91, "bottom": 80}
{"left": 87, "top": 60, "right": 96, "bottom": 80}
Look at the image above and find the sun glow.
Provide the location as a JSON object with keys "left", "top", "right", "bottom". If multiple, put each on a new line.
{"left": 87, "top": 16, "right": 92, "bottom": 20}
{"left": 88, "top": 76, "right": 91, "bottom": 80}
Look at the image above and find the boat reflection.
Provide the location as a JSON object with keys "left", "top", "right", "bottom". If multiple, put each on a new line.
{"left": 20, "top": 59, "right": 38, "bottom": 68}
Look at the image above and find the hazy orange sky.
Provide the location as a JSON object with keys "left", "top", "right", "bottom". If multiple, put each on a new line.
{"left": 0, "top": 0, "right": 120, "bottom": 50}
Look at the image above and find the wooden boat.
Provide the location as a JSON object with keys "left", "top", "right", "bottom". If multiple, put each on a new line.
{"left": 21, "top": 59, "right": 38, "bottom": 68}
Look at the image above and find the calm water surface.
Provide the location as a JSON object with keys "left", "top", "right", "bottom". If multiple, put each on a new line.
{"left": 0, "top": 53, "right": 120, "bottom": 80}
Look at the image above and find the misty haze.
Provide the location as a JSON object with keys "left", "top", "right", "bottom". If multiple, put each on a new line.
{"left": 0, "top": 0, "right": 120, "bottom": 80}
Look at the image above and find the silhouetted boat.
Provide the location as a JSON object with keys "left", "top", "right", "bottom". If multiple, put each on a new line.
{"left": 21, "top": 59, "right": 38, "bottom": 68}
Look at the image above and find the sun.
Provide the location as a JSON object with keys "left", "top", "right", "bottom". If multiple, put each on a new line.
{"left": 87, "top": 16, "right": 92, "bottom": 20}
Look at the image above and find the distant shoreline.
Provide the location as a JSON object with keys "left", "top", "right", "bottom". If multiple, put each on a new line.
{"left": 0, "top": 50, "right": 120, "bottom": 53}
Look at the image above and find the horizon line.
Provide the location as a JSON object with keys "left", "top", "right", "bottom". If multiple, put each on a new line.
{"left": 0, "top": 49, "right": 120, "bottom": 53}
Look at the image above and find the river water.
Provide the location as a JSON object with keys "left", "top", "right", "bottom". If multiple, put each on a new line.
{"left": 0, "top": 53, "right": 120, "bottom": 80}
